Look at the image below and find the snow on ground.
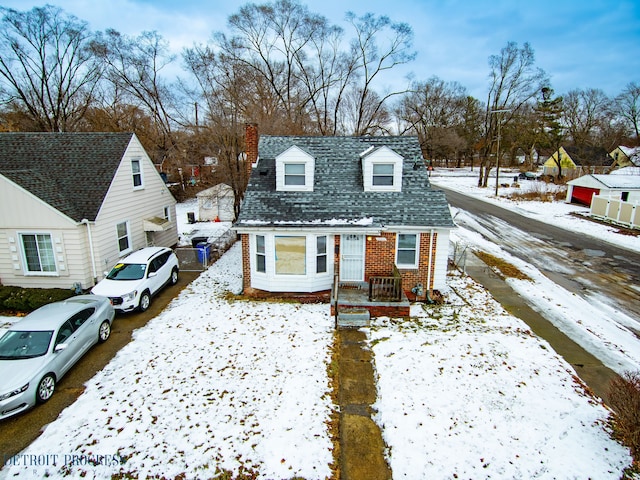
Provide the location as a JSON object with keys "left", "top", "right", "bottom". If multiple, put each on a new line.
{"left": 371, "top": 272, "right": 631, "bottom": 479}
{"left": 429, "top": 169, "right": 640, "bottom": 376}
{"left": 1, "top": 170, "right": 637, "bottom": 478}
{"left": 2, "top": 244, "right": 335, "bottom": 479}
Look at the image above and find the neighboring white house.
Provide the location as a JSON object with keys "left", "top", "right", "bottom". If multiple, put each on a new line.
{"left": 0, "top": 132, "right": 178, "bottom": 290}
{"left": 196, "top": 183, "right": 235, "bottom": 221}
{"left": 566, "top": 173, "right": 640, "bottom": 206}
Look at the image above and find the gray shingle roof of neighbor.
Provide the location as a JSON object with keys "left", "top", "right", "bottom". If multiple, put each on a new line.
{"left": 0, "top": 132, "right": 135, "bottom": 222}
{"left": 563, "top": 145, "right": 612, "bottom": 167}
{"left": 235, "top": 135, "right": 455, "bottom": 229}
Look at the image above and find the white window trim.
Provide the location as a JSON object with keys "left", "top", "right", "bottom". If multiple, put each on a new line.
{"left": 395, "top": 232, "right": 420, "bottom": 269}
{"left": 132, "top": 158, "right": 144, "bottom": 190}
{"left": 18, "top": 232, "right": 58, "bottom": 276}
{"left": 316, "top": 235, "right": 328, "bottom": 274}
{"left": 116, "top": 221, "right": 133, "bottom": 256}
{"left": 362, "top": 146, "right": 404, "bottom": 192}
{"left": 276, "top": 146, "right": 315, "bottom": 192}
{"left": 163, "top": 206, "right": 171, "bottom": 221}
{"left": 255, "top": 234, "right": 267, "bottom": 274}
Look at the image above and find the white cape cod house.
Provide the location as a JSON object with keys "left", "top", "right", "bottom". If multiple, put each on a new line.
{"left": 233, "top": 124, "right": 455, "bottom": 319}
{"left": 0, "top": 132, "right": 178, "bottom": 291}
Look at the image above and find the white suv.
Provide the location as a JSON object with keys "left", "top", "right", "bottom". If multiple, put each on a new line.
{"left": 91, "top": 247, "right": 179, "bottom": 313}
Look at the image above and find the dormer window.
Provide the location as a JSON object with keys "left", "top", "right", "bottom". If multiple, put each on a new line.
{"left": 372, "top": 164, "right": 394, "bottom": 186}
{"left": 362, "top": 146, "right": 403, "bottom": 192}
{"left": 285, "top": 163, "right": 306, "bottom": 186}
{"left": 276, "top": 146, "right": 315, "bottom": 192}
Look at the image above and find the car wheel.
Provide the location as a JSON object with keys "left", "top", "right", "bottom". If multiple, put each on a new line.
{"left": 170, "top": 268, "right": 179, "bottom": 285}
{"left": 98, "top": 321, "right": 111, "bottom": 343}
{"left": 36, "top": 374, "right": 56, "bottom": 403}
{"left": 139, "top": 291, "right": 151, "bottom": 312}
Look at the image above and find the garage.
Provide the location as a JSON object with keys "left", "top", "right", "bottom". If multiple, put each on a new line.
{"left": 571, "top": 186, "right": 600, "bottom": 206}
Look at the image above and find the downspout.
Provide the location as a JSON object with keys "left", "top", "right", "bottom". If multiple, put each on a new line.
{"left": 81, "top": 219, "right": 98, "bottom": 285}
{"left": 426, "top": 229, "right": 435, "bottom": 303}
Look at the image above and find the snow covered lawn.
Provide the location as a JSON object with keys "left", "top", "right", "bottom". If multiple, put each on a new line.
{"left": 370, "top": 271, "right": 632, "bottom": 479}
{"left": 1, "top": 171, "right": 636, "bottom": 479}
{"left": 2, "top": 243, "right": 336, "bottom": 479}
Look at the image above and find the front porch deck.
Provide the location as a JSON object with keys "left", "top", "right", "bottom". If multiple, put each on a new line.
{"left": 331, "top": 281, "right": 411, "bottom": 325}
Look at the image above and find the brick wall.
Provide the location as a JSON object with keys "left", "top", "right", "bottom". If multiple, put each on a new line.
{"left": 361, "top": 231, "right": 438, "bottom": 301}
{"left": 245, "top": 123, "right": 258, "bottom": 178}
{"left": 241, "top": 234, "right": 251, "bottom": 292}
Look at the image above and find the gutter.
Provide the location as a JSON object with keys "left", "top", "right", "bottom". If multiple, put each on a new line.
{"left": 427, "top": 228, "right": 435, "bottom": 295}
{"left": 81, "top": 218, "right": 98, "bottom": 285}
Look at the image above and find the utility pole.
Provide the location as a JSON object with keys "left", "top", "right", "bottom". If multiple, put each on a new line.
{"left": 490, "top": 108, "right": 511, "bottom": 196}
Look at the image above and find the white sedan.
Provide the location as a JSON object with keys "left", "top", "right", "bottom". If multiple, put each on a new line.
{"left": 0, "top": 295, "right": 114, "bottom": 420}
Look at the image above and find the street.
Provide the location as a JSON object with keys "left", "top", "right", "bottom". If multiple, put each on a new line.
{"left": 439, "top": 186, "right": 640, "bottom": 337}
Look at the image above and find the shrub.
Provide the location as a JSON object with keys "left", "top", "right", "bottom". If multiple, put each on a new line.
{"left": 608, "top": 371, "right": 640, "bottom": 463}
{"left": 0, "top": 285, "right": 75, "bottom": 314}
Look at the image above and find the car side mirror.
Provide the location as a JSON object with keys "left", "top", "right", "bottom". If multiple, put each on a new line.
{"left": 148, "top": 272, "right": 157, "bottom": 278}
{"left": 54, "top": 343, "right": 68, "bottom": 353}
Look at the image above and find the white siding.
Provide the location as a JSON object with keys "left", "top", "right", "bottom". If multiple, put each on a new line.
{"left": 362, "top": 146, "right": 404, "bottom": 192}
{"left": 275, "top": 146, "right": 315, "bottom": 192}
{"left": 0, "top": 177, "right": 95, "bottom": 289}
{"left": 91, "top": 136, "right": 178, "bottom": 278}
{"left": 432, "top": 228, "right": 450, "bottom": 291}
{"left": 249, "top": 232, "right": 334, "bottom": 292}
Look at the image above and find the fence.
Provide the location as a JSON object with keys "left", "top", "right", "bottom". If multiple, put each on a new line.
{"left": 449, "top": 240, "right": 469, "bottom": 272}
{"left": 590, "top": 196, "right": 639, "bottom": 230}
{"left": 174, "top": 229, "right": 238, "bottom": 272}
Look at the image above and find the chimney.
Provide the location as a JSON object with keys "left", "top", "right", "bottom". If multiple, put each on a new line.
{"left": 245, "top": 122, "right": 258, "bottom": 178}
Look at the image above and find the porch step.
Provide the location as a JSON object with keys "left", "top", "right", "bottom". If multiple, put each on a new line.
{"left": 337, "top": 308, "right": 370, "bottom": 328}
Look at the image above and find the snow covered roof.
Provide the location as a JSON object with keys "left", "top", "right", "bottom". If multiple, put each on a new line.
{"left": 568, "top": 173, "right": 640, "bottom": 189}
{"left": 235, "top": 135, "right": 454, "bottom": 230}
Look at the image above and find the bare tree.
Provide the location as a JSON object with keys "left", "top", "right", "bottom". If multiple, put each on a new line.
{"left": 479, "top": 41, "right": 548, "bottom": 187}
{"left": 396, "top": 76, "right": 468, "bottom": 164}
{"left": 614, "top": 81, "right": 640, "bottom": 140}
{"left": 0, "top": 5, "right": 102, "bottom": 131}
{"left": 344, "top": 11, "right": 415, "bottom": 135}
{"left": 183, "top": 44, "right": 255, "bottom": 214}
{"left": 215, "top": 0, "right": 326, "bottom": 133}
{"left": 562, "top": 88, "right": 610, "bottom": 146}
{"left": 93, "top": 29, "right": 183, "bottom": 163}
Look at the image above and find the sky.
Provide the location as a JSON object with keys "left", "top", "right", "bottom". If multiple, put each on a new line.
{"left": 1, "top": 169, "right": 638, "bottom": 478}
{"left": 1, "top": 0, "right": 639, "bottom": 101}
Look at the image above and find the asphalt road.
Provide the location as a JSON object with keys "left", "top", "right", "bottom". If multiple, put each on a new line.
{"left": 439, "top": 186, "right": 640, "bottom": 335}
{"left": 0, "top": 270, "right": 200, "bottom": 466}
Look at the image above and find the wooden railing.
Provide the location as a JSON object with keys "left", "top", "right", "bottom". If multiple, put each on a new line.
{"left": 369, "top": 265, "right": 402, "bottom": 301}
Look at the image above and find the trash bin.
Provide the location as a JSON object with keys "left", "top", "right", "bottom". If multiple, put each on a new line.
{"left": 196, "top": 242, "right": 210, "bottom": 263}
{"left": 191, "top": 236, "right": 207, "bottom": 248}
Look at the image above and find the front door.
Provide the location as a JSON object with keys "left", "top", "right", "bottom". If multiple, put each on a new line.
{"left": 340, "top": 234, "right": 365, "bottom": 281}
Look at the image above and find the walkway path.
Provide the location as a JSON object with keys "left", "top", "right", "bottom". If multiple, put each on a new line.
{"left": 337, "top": 328, "right": 392, "bottom": 480}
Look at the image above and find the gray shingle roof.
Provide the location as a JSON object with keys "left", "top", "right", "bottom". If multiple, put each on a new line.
{"left": 235, "top": 135, "right": 454, "bottom": 229}
{"left": 563, "top": 145, "right": 612, "bottom": 167}
{"left": 0, "top": 132, "right": 134, "bottom": 222}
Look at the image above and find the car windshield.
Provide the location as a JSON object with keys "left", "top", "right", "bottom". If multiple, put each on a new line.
{"left": 106, "top": 262, "right": 146, "bottom": 280}
{"left": 0, "top": 330, "right": 53, "bottom": 359}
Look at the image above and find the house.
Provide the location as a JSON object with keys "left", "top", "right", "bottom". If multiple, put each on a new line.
{"left": 609, "top": 146, "right": 640, "bottom": 169}
{"left": 196, "top": 183, "right": 235, "bottom": 222}
{"left": 542, "top": 146, "right": 612, "bottom": 178}
{"left": 566, "top": 173, "right": 640, "bottom": 206}
{"left": 0, "top": 132, "right": 178, "bottom": 291}
{"left": 233, "top": 124, "right": 455, "bottom": 319}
